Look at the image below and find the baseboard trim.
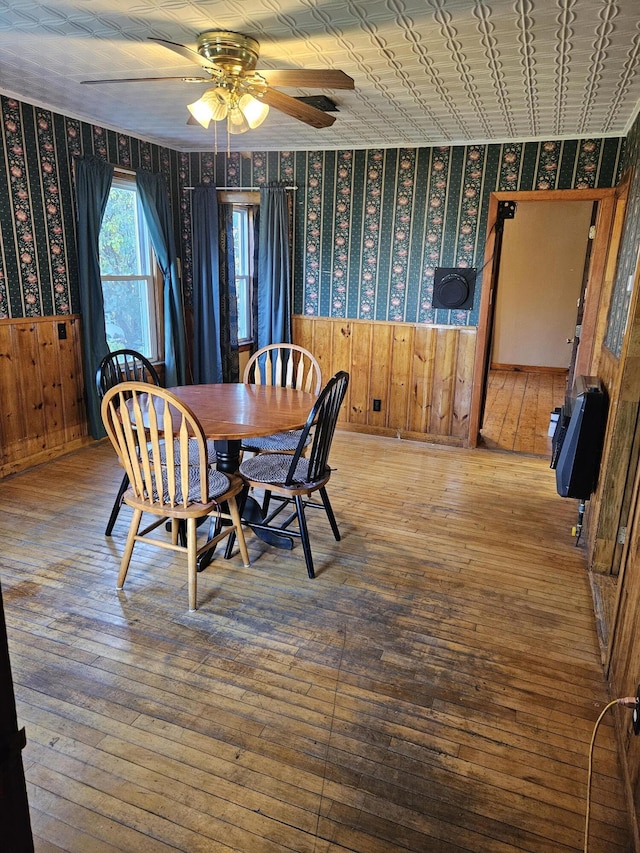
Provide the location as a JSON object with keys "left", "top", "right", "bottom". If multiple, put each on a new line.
{"left": 490, "top": 363, "right": 569, "bottom": 375}
{"left": 0, "top": 436, "right": 94, "bottom": 479}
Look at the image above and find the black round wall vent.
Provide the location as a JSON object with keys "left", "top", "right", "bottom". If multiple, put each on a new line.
{"left": 432, "top": 267, "right": 476, "bottom": 310}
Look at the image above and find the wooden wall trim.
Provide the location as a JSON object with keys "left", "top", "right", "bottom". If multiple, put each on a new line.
{"left": 0, "top": 313, "right": 82, "bottom": 326}
{"left": 470, "top": 187, "right": 618, "bottom": 450}
{"left": 469, "top": 193, "right": 499, "bottom": 447}
{"left": 293, "top": 315, "right": 476, "bottom": 445}
{"left": 490, "top": 363, "right": 568, "bottom": 374}
{"left": 588, "top": 177, "right": 638, "bottom": 575}
{"left": 0, "top": 315, "right": 90, "bottom": 477}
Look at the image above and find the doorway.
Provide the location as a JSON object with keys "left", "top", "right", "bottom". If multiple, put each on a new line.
{"left": 480, "top": 199, "right": 594, "bottom": 454}
{"left": 469, "top": 187, "right": 619, "bottom": 452}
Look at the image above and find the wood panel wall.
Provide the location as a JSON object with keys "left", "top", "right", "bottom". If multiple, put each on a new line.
{"left": 0, "top": 314, "right": 476, "bottom": 479}
{"left": 588, "top": 345, "right": 625, "bottom": 572}
{"left": 293, "top": 316, "right": 477, "bottom": 445}
{"left": 607, "top": 440, "right": 640, "bottom": 845}
{"left": 0, "top": 316, "right": 89, "bottom": 477}
{"left": 588, "top": 208, "right": 640, "bottom": 577}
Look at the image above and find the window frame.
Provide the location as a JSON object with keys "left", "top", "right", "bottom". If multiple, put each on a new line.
{"left": 219, "top": 190, "right": 259, "bottom": 347}
{"left": 99, "top": 172, "right": 163, "bottom": 363}
{"left": 233, "top": 204, "right": 255, "bottom": 345}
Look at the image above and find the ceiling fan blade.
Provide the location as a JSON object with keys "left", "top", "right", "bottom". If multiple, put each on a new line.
{"left": 259, "top": 69, "right": 354, "bottom": 90}
{"left": 81, "top": 76, "right": 210, "bottom": 85}
{"left": 259, "top": 87, "right": 335, "bottom": 128}
{"left": 148, "top": 36, "right": 220, "bottom": 73}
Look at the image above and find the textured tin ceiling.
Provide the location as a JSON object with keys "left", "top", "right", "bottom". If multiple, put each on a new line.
{"left": 0, "top": 0, "right": 638, "bottom": 152}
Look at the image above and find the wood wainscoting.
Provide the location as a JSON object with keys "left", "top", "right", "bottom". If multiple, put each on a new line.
{"left": 0, "top": 315, "right": 89, "bottom": 477}
{"left": 293, "top": 315, "right": 477, "bottom": 446}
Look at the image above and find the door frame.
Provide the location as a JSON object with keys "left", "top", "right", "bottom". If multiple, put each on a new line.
{"left": 468, "top": 187, "right": 618, "bottom": 448}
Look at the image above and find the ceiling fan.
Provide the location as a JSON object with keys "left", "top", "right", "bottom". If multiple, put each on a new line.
{"left": 81, "top": 30, "right": 355, "bottom": 135}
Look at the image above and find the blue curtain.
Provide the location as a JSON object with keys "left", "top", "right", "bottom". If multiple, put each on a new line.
{"left": 251, "top": 205, "right": 260, "bottom": 356}
{"left": 219, "top": 203, "right": 240, "bottom": 382}
{"left": 75, "top": 155, "right": 113, "bottom": 439}
{"left": 135, "top": 170, "right": 187, "bottom": 388}
{"left": 257, "top": 182, "right": 291, "bottom": 348}
{"left": 191, "top": 186, "right": 239, "bottom": 383}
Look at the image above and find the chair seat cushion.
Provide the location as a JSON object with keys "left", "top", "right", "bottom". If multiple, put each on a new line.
{"left": 149, "top": 467, "right": 232, "bottom": 506}
{"left": 240, "top": 453, "right": 328, "bottom": 488}
{"left": 241, "top": 430, "right": 309, "bottom": 453}
{"left": 154, "top": 438, "right": 218, "bottom": 467}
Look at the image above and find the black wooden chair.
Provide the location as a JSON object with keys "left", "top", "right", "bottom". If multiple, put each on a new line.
{"left": 96, "top": 349, "right": 161, "bottom": 536}
{"left": 230, "top": 371, "right": 349, "bottom": 578}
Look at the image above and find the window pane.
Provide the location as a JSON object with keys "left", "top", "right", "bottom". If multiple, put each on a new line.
{"left": 100, "top": 186, "right": 148, "bottom": 276}
{"left": 99, "top": 177, "right": 158, "bottom": 360}
{"left": 233, "top": 209, "right": 248, "bottom": 276}
{"left": 232, "top": 206, "right": 252, "bottom": 343}
{"left": 102, "top": 278, "right": 153, "bottom": 356}
{"left": 236, "top": 275, "right": 250, "bottom": 342}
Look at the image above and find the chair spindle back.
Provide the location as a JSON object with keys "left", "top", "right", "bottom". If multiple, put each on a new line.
{"left": 102, "top": 383, "right": 210, "bottom": 511}
{"left": 286, "top": 371, "right": 349, "bottom": 485}
{"left": 244, "top": 344, "right": 322, "bottom": 395}
{"left": 96, "top": 349, "right": 160, "bottom": 399}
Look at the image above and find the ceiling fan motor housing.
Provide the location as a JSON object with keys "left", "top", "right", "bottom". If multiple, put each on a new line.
{"left": 197, "top": 30, "right": 260, "bottom": 76}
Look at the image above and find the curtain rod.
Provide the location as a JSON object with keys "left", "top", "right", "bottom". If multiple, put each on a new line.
{"left": 108, "top": 166, "right": 297, "bottom": 191}
{"left": 183, "top": 185, "right": 297, "bottom": 191}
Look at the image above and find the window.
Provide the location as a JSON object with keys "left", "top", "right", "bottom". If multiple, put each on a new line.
{"left": 99, "top": 175, "right": 161, "bottom": 360}
{"left": 232, "top": 204, "right": 255, "bottom": 344}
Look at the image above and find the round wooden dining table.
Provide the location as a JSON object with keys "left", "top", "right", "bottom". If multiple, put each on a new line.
{"left": 166, "top": 382, "right": 316, "bottom": 473}
{"left": 165, "top": 382, "right": 317, "bottom": 561}
{"left": 122, "top": 382, "right": 316, "bottom": 561}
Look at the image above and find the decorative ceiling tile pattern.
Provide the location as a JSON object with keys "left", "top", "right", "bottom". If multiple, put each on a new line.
{"left": 0, "top": 0, "right": 638, "bottom": 152}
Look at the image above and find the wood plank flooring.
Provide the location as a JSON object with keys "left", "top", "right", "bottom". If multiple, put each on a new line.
{"left": 0, "top": 431, "right": 631, "bottom": 852}
{"left": 481, "top": 370, "right": 567, "bottom": 455}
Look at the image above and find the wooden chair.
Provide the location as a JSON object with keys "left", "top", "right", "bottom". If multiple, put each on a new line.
{"left": 96, "top": 348, "right": 161, "bottom": 396}
{"left": 101, "top": 382, "right": 250, "bottom": 611}
{"left": 242, "top": 343, "right": 322, "bottom": 455}
{"left": 231, "top": 371, "right": 349, "bottom": 579}
{"left": 96, "top": 349, "right": 161, "bottom": 535}
{"left": 97, "top": 349, "right": 215, "bottom": 535}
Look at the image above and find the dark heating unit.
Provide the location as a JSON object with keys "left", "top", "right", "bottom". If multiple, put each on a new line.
{"left": 551, "top": 375, "right": 608, "bottom": 543}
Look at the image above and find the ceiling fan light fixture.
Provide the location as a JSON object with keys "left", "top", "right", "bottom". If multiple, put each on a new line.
{"left": 85, "top": 29, "right": 354, "bottom": 139}
{"left": 238, "top": 93, "right": 269, "bottom": 129}
{"left": 227, "top": 105, "right": 250, "bottom": 135}
{"left": 207, "top": 88, "right": 230, "bottom": 121}
{"left": 187, "top": 98, "right": 211, "bottom": 128}
{"left": 187, "top": 87, "right": 229, "bottom": 128}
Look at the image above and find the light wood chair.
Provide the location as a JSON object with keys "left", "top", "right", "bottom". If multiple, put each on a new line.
{"left": 242, "top": 343, "right": 322, "bottom": 455}
{"left": 97, "top": 349, "right": 216, "bottom": 536}
{"left": 230, "top": 371, "right": 349, "bottom": 579}
{"left": 96, "top": 349, "right": 161, "bottom": 536}
{"left": 101, "top": 382, "right": 250, "bottom": 611}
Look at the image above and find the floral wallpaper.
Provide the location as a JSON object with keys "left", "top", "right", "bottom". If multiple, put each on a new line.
{"left": 179, "top": 137, "right": 624, "bottom": 327}
{"left": 0, "top": 95, "right": 180, "bottom": 320}
{"left": 605, "top": 111, "right": 640, "bottom": 358}
{"left": 0, "top": 92, "right": 626, "bottom": 334}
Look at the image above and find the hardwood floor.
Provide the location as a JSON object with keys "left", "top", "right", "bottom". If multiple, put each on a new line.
{"left": 481, "top": 370, "right": 568, "bottom": 455}
{"left": 0, "top": 432, "right": 631, "bottom": 852}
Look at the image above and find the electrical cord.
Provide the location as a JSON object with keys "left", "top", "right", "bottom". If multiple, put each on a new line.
{"left": 584, "top": 696, "right": 637, "bottom": 852}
